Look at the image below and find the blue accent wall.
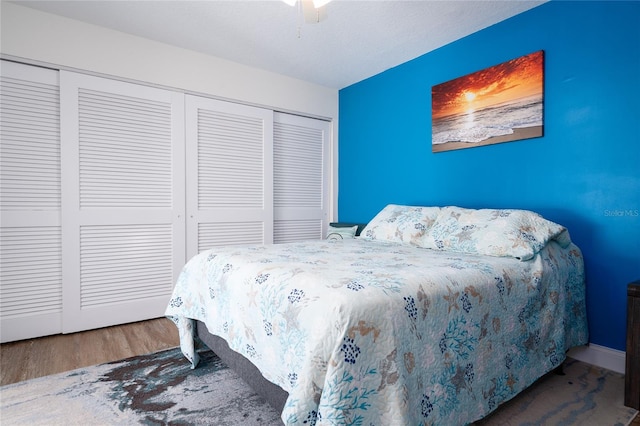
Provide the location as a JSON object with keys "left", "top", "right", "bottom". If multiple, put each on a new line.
{"left": 337, "top": 1, "right": 640, "bottom": 351}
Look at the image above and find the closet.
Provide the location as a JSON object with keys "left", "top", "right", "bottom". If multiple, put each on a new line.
{"left": 0, "top": 61, "right": 331, "bottom": 342}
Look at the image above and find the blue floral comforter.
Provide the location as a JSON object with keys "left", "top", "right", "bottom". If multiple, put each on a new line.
{"left": 166, "top": 238, "right": 587, "bottom": 425}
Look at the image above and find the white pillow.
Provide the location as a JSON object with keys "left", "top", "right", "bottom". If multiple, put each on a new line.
{"left": 424, "top": 206, "right": 569, "bottom": 260}
{"left": 360, "top": 204, "right": 441, "bottom": 246}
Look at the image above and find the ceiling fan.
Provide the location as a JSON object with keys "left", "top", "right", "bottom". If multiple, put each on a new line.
{"left": 282, "top": 0, "right": 333, "bottom": 23}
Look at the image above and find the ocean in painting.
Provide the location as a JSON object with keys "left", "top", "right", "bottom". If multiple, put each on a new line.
{"left": 432, "top": 95, "right": 543, "bottom": 145}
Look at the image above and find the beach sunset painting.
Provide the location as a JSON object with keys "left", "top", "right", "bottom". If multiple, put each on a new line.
{"left": 432, "top": 50, "right": 544, "bottom": 152}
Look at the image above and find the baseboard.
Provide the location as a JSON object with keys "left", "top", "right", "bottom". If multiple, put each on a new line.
{"left": 567, "top": 343, "right": 626, "bottom": 374}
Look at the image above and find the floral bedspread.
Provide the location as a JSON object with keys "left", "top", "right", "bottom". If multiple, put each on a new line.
{"left": 166, "top": 238, "right": 587, "bottom": 425}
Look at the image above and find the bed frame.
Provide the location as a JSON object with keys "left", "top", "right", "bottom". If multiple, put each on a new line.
{"left": 196, "top": 320, "right": 289, "bottom": 413}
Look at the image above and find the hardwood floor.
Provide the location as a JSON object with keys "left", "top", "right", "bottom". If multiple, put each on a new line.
{"left": 0, "top": 317, "right": 179, "bottom": 386}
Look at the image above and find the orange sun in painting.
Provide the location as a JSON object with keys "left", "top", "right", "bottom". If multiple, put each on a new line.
{"left": 432, "top": 51, "right": 544, "bottom": 120}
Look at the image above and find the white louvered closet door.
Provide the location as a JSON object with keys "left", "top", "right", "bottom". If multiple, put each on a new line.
{"left": 0, "top": 61, "right": 62, "bottom": 342}
{"left": 60, "top": 71, "right": 185, "bottom": 333}
{"left": 273, "top": 112, "right": 331, "bottom": 243}
{"left": 185, "top": 95, "right": 273, "bottom": 258}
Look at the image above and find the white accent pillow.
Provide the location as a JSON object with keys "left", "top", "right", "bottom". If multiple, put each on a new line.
{"left": 424, "top": 206, "right": 569, "bottom": 260}
{"left": 360, "top": 204, "right": 441, "bottom": 246}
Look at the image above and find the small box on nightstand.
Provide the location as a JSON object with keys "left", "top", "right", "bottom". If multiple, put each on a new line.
{"left": 626, "top": 280, "right": 640, "bottom": 410}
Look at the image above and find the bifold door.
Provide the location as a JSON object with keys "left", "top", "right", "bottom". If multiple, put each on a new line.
{"left": 185, "top": 95, "right": 273, "bottom": 258}
{"left": 273, "top": 112, "right": 331, "bottom": 243}
{"left": 60, "top": 71, "right": 185, "bottom": 333}
{"left": 0, "top": 61, "right": 62, "bottom": 342}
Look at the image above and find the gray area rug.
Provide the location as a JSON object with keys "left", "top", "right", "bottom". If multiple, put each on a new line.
{"left": 0, "top": 348, "right": 636, "bottom": 425}
{"left": 0, "top": 348, "right": 281, "bottom": 425}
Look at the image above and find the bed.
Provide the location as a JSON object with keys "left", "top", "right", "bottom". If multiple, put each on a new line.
{"left": 166, "top": 205, "right": 588, "bottom": 425}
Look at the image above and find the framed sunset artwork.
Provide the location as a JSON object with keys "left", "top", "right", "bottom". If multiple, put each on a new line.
{"left": 431, "top": 50, "right": 544, "bottom": 153}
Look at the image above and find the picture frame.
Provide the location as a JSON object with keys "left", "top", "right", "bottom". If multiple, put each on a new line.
{"left": 432, "top": 50, "right": 544, "bottom": 153}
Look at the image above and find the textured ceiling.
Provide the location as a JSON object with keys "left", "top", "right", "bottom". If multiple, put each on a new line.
{"left": 11, "top": 0, "right": 546, "bottom": 89}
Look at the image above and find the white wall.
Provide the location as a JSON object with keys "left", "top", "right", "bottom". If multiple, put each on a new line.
{"left": 0, "top": 2, "right": 337, "bottom": 118}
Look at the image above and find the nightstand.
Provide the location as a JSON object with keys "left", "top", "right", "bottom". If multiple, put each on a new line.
{"left": 626, "top": 280, "right": 640, "bottom": 410}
